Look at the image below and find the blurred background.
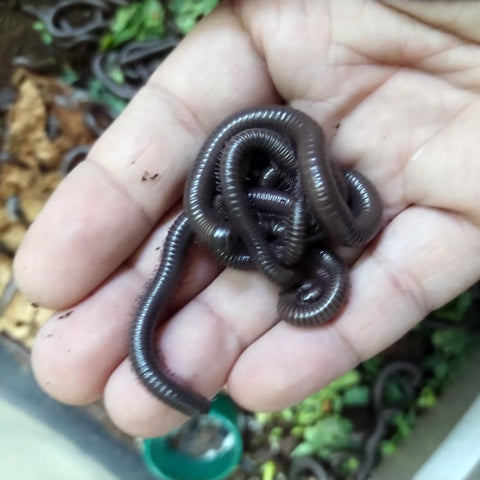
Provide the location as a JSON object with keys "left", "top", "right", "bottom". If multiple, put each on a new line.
{"left": 1, "top": 2, "right": 480, "bottom": 479}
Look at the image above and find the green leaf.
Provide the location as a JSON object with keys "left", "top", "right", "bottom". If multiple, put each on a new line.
{"left": 432, "top": 328, "right": 472, "bottom": 356}
{"left": 435, "top": 291, "right": 473, "bottom": 322}
{"left": 111, "top": 4, "right": 139, "bottom": 33}
{"left": 330, "top": 394, "right": 344, "bottom": 413}
{"left": 291, "top": 426, "right": 304, "bottom": 438}
{"left": 361, "top": 356, "right": 382, "bottom": 376}
{"left": 103, "top": 0, "right": 166, "bottom": 49}
{"left": 297, "top": 410, "right": 321, "bottom": 426}
{"left": 270, "top": 426, "right": 283, "bottom": 439}
{"left": 86, "top": 79, "right": 128, "bottom": 115}
{"left": 99, "top": 33, "right": 114, "bottom": 51}
{"left": 391, "top": 410, "right": 416, "bottom": 440}
{"left": 280, "top": 408, "right": 294, "bottom": 422}
{"left": 342, "top": 385, "right": 370, "bottom": 407}
{"left": 383, "top": 379, "right": 411, "bottom": 407}
{"left": 291, "top": 370, "right": 363, "bottom": 428}
{"left": 107, "top": 65, "right": 125, "bottom": 85}
{"left": 32, "top": 20, "right": 45, "bottom": 32}
{"left": 380, "top": 439, "right": 397, "bottom": 457}
{"left": 112, "top": 8, "right": 144, "bottom": 45}
{"left": 261, "top": 460, "right": 276, "bottom": 480}
{"left": 59, "top": 66, "right": 80, "bottom": 85}
{"left": 303, "top": 415, "right": 354, "bottom": 452}
{"left": 167, "top": 0, "right": 219, "bottom": 34}
{"left": 291, "top": 441, "right": 316, "bottom": 457}
{"left": 422, "top": 352, "right": 469, "bottom": 391}
{"left": 422, "top": 353, "right": 449, "bottom": 382}
{"left": 339, "top": 456, "right": 360, "bottom": 475}
{"left": 32, "top": 20, "right": 53, "bottom": 45}
{"left": 143, "top": 0, "right": 164, "bottom": 29}
{"left": 295, "top": 399, "right": 323, "bottom": 426}
{"left": 416, "top": 386, "right": 437, "bottom": 409}
{"left": 327, "top": 370, "right": 361, "bottom": 391}
{"left": 255, "top": 412, "right": 273, "bottom": 425}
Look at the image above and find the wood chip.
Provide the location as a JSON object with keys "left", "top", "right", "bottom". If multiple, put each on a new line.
{"left": 0, "top": 68, "right": 96, "bottom": 350}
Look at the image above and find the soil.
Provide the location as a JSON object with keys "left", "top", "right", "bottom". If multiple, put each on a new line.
{"left": 0, "top": 1, "right": 91, "bottom": 89}
{"left": 0, "top": 1, "right": 52, "bottom": 87}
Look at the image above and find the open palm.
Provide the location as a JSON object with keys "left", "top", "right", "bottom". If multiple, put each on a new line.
{"left": 14, "top": 0, "right": 480, "bottom": 436}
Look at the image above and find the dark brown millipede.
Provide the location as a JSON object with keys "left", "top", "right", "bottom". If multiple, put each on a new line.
{"left": 130, "top": 105, "right": 383, "bottom": 417}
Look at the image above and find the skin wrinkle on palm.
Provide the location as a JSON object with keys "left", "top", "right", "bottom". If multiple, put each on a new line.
{"left": 12, "top": 0, "right": 480, "bottom": 437}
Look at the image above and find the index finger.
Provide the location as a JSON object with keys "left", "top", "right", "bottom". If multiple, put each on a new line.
{"left": 14, "top": 4, "right": 279, "bottom": 309}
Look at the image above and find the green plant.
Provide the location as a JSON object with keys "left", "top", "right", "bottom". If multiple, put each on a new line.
{"left": 100, "top": 0, "right": 166, "bottom": 50}
{"left": 255, "top": 288, "right": 480, "bottom": 479}
{"left": 32, "top": 20, "right": 53, "bottom": 45}
{"left": 166, "top": 0, "right": 219, "bottom": 34}
{"left": 293, "top": 415, "right": 356, "bottom": 459}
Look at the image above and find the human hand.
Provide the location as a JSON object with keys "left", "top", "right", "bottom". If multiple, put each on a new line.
{"left": 14, "top": 0, "right": 480, "bottom": 437}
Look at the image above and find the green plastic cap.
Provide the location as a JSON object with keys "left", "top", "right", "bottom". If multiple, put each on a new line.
{"left": 142, "top": 394, "right": 243, "bottom": 480}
